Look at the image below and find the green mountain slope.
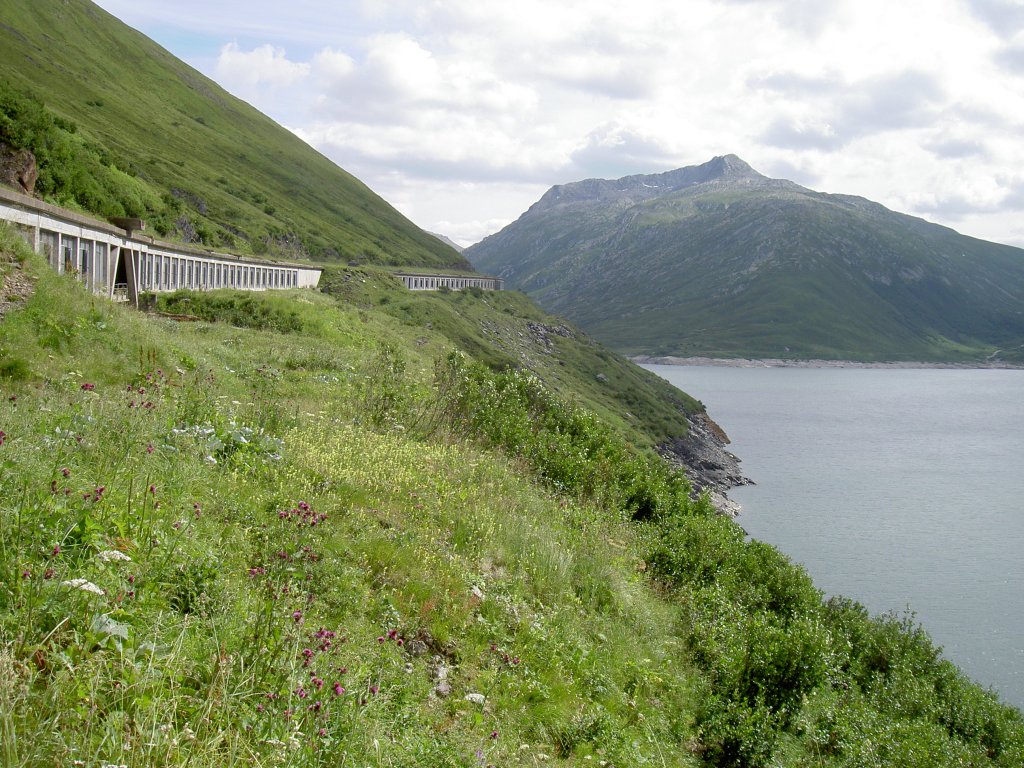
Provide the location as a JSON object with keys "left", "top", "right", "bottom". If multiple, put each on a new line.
{"left": 0, "top": 0, "right": 466, "bottom": 268}
{"left": 3, "top": 231, "right": 1023, "bottom": 767}
{"left": 467, "top": 155, "right": 1024, "bottom": 362}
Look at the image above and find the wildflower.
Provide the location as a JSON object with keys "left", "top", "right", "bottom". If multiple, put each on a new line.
{"left": 332, "top": 682, "right": 345, "bottom": 696}
{"left": 387, "top": 629, "right": 398, "bottom": 640}
{"left": 146, "top": 443, "right": 154, "bottom": 454}
{"left": 312, "top": 676, "right": 324, "bottom": 690}
{"left": 396, "top": 638, "right": 404, "bottom": 647}
{"left": 21, "top": 569, "right": 31, "bottom": 579}
{"left": 148, "top": 484, "right": 156, "bottom": 495}
{"left": 97, "top": 550, "right": 132, "bottom": 563}
{"left": 43, "top": 568, "right": 55, "bottom": 579}
{"left": 61, "top": 467, "right": 71, "bottom": 477}
{"left": 0, "top": 430, "right": 6, "bottom": 446}
{"left": 369, "top": 684, "right": 379, "bottom": 695}
{"left": 80, "top": 383, "right": 95, "bottom": 391}
{"left": 292, "top": 609, "right": 303, "bottom": 624}
{"left": 377, "top": 635, "right": 386, "bottom": 644}
{"left": 51, "top": 545, "right": 61, "bottom": 557}
{"left": 61, "top": 578, "right": 104, "bottom": 595}
{"left": 318, "top": 728, "right": 327, "bottom": 738}
{"left": 490, "top": 731, "right": 499, "bottom": 740}
{"left": 296, "top": 686, "right": 308, "bottom": 699}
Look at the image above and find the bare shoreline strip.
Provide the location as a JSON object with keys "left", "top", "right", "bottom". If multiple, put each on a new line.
{"left": 632, "top": 355, "right": 1024, "bottom": 370}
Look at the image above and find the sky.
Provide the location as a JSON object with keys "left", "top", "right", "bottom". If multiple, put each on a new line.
{"left": 91, "top": 0, "right": 1024, "bottom": 248}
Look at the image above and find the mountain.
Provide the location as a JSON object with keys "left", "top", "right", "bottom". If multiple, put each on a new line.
{"left": 0, "top": 0, "right": 466, "bottom": 268}
{"left": 4, "top": 4, "right": 1024, "bottom": 763}
{"left": 466, "top": 155, "right": 1024, "bottom": 362}
{"left": 428, "top": 231, "right": 466, "bottom": 253}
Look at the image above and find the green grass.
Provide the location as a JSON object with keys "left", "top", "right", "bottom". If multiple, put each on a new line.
{"left": 2, "top": 235, "right": 1023, "bottom": 767}
{"left": 0, "top": 0, "right": 466, "bottom": 269}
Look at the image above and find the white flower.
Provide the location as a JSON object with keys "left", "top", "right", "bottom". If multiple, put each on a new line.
{"left": 463, "top": 693, "right": 485, "bottom": 704}
{"left": 97, "top": 550, "right": 131, "bottom": 563}
{"left": 61, "top": 579, "right": 104, "bottom": 595}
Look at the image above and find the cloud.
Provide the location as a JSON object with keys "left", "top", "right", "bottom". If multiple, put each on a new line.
{"left": 760, "top": 118, "right": 843, "bottom": 151}
{"left": 995, "top": 42, "right": 1024, "bottom": 73}
{"left": 923, "top": 137, "right": 990, "bottom": 159}
{"left": 215, "top": 42, "right": 310, "bottom": 96}
{"left": 92, "top": 0, "right": 1024, "bottom": 247}
{"left": 720, "top": 0, "right": 838, "bottom": 36}
{"left": 311, "top": 32, "right": 538, "bottom": 124}
{"left": 567, "top": 125, "right": 680, "bottom": 179}
{"left": 757, "top": 70, "right": 944, "bottom": 151}
{"left": 965, "top": 0, "right": 1024, "bottom": 39}
{"left": 751, "top": 71, "right": 842, "bottom": 95}
{"left": 1003, "top": 181, "right": 1024, "bottom": 210}
{"left": 760, "top": 157, "right": 821, "bottom": 187}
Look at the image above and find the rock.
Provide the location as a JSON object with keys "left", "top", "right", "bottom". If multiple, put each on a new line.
{"left": 659, "top": 412, "right": 751, "bottom": 516}
{"left": 0, "top": 145, "right": 38, "bottom": 195}
{"left": 405, "top": 639, "right": 428, "bottom": 657}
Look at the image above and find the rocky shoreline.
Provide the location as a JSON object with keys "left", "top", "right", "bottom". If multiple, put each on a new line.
{"left": 660, "top": 411, "right": 751, "bottom": 517}
{"left": 634, "top": 355, "right": 1024, "bottom": 370}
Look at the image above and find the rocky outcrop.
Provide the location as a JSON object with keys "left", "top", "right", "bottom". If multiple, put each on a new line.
{"left": 0, "top": 145, "right": 38, "bottom": 195}
{"left": 660, "top": 411, "right": 751, "bottom": 516}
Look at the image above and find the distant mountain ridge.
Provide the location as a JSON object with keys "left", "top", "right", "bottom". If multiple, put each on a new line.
{"left": 467, "top": 155, "right": 1024, "bottom": 362}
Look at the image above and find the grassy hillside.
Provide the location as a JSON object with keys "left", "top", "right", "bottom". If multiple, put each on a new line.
{"left": 0, "top": 0, "right": 466, "bottom": 268}
{"left": 467, "top": 157, "right": 1024, "bottom": 363}
{"left": 2, "top": 229, "right": 1023, "bottom": 767}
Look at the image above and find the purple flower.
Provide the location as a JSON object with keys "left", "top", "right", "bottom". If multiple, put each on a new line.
{"left": 292, "top": 609, "right": 304, "bottom": 624}
{"left": 80, "top": 383, "right": 95, "bottom": 391}
{"left": 333, "top": 682, "right": 345, "bottom": 696}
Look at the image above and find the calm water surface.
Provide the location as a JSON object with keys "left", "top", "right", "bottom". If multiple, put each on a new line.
{"left": 644, "top": 364, "right": 1024, "bottom": 710}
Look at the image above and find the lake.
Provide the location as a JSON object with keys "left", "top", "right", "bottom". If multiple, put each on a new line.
{"left": 643, "top": 363, "right": 1024, "bottom": 710}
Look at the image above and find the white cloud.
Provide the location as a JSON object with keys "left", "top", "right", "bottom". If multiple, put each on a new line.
{"left": 93, "top": 0, "right": 1024, "bottom": 248}
{"left": 215, "top": 42, "right": 310, "bottom": 99}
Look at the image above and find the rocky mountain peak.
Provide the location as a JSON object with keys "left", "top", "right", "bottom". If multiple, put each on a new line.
{"left": 535, "top": 154, "right": 765, "bottom": 211}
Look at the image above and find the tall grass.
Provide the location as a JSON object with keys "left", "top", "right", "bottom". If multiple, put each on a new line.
{"left": 1, "top": 247, "right": 1022, "bottom": 767}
